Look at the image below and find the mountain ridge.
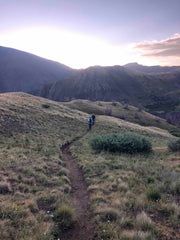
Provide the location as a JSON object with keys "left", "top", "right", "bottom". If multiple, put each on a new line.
{"left": 124, "top": 62, "right": 180, "bottom": 74}
{"left": 0, "top": 46, "right": 180, "bottom": 120}
{"left": 35, "top": 65, "right": 180, "bottom": 117}
{"left": 0, "top": 45, "right": 77, "bottom": 93}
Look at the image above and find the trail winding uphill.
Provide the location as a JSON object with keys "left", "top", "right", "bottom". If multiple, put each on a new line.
{"left": 61, "top": 137, "right": 95, "bottom": 240}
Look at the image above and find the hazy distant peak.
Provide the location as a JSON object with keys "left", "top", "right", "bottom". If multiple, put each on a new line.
{"left": 124, "top": 62, "right": 180, "bottom": 74}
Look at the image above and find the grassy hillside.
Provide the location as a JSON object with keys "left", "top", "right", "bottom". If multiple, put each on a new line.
{"left": 0, "top": 93, "right": 179, "bottom": 240}
{"left": 0, "top": 92, "right": 88, "bottom": 239}
{"left": 63, "top": 99, "right": 178, "bottom": 131}
{"left": 71, "top": 117, "right": 180, "bottom": 240}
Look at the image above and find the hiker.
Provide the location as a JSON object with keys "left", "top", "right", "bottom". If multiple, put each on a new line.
{"left": 92, "top": 114, "right": 96, "bottom": 125}
{"left": 88, "top": 116, "right": 92, "bottom": 130}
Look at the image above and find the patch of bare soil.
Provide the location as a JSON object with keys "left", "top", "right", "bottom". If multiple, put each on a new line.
{"left": 61, "top": 139, "right": 95, "bottom": 240}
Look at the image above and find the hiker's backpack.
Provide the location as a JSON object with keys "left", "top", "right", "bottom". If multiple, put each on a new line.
{"left": 88, "top": 117, "right": 92, "bottom": 124}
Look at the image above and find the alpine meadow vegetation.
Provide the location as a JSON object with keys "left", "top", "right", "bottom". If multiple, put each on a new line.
{"left": 0, "top": 92, "right": 179, "bottom": 239}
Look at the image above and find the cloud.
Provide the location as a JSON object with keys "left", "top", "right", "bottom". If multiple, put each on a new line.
{"left": 134, "top": 34, "right": 180, "bottom": 57}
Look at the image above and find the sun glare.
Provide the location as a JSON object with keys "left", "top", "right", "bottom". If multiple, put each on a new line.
{"left": 0, "top": 27, "right": 130, "bottom": 68}
{"left": 0, "top": 27, "right": 159, "bottom": 68}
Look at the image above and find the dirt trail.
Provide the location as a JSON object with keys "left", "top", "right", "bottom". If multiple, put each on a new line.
{"left": 61, "top": 136, "right": 95, "bottom": 240}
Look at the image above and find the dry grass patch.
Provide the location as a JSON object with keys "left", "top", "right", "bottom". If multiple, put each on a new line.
{"left": 136, "top": 211, "right": 154, "bottom": 231}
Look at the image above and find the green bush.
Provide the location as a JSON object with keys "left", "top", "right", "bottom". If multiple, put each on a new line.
{"left": 168, "top": 138, "right": 180, "bottom": 152}
{"left": 36, "top": 194, "right": 57, "bottom": 210}
{"left": 42, "top": 104, "right": 50, "bottom": 109}
{"left": 90, "top": 133, "right": 152, "bottom": 154}
{"left": 0, "top": 182, "right": 10, "bottom": 194}
{"left": 99, "top": 208, "right": 120, "bottom": 222}
{"left": 146, "top": 187, "right": 161, "bottom": 201}
{"left": 169, "top": 129, "right": 180, "bottom": 137}
{"left": 53, "top": 204, "right": 74, "bottom": 230}
{"left": 146, "top": 175, "right": 155, "bottom": 184}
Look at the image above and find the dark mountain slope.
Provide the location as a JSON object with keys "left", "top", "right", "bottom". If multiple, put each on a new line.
{"left": 35, "top": 65, "right": 180, "bottom": 115}
{"left": 36, "top": 65, "right": 146, "bottom": 103}
{"left": 0, "top": 46, "right": 76, "bottom": 92}
{"left": 124, "top": 62, "right": 180, "bottom": 74}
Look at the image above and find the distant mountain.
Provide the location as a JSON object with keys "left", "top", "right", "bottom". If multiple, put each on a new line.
{"left": 124, "top": 62, "right": 180, "bottom": 74}
{"left": 35, "top": 65, "right": 146, "bottom": 102}
{"left": 1, "top": 46, "right": 179, "bottom": 118}
{"left": 34, "top": 65, "right": 180, "bottom": 115}
{"left": 0, "top": 46, "right": 76, "bottom": 93}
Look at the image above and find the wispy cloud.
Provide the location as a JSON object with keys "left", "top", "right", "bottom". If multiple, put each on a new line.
{"left": 134, "top": 33, "right": 180, "bottom": 57}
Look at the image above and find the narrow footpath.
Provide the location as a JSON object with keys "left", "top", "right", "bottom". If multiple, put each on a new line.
{"left": 61, "top": 137, "right": 95, "bottom": 240}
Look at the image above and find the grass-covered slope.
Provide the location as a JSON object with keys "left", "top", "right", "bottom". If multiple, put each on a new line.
{"left": 0, "top": 93, "right": 179, "bottom": 240}
{"left": 0, "top": 92, "right": 88, "bottom": 239}
{"left": 63, "top": 99, "right": 178, "bottom": 131}
{"left": 70, "top": 116, "right": 180, "bottom": 240}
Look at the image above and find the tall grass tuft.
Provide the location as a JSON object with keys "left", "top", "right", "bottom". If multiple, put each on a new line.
{"left": 53, "top": 204, "right": 74, "bottom": 230}
{"left": 146, "top": 187, "right": 161, "bottom": 201}
{"left": 136, "top": 211, "right": 154, "bottom": 231}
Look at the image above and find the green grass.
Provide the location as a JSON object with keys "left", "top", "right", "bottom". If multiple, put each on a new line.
{"left": 0, "top": 93, "right": 179, "bottom": 240}
{"left": 63, "top": 99, "right": 178, "bottom": 131}
{"left": 70, "top": 116, "right": 179, "bottom": 239}
{"left": 0, "top": 92, "right": 88, "bottom": 239}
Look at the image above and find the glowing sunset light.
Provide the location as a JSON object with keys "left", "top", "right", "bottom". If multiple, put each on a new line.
{"left": 1, "top": 27, "right": 161, "bottom": 68}
{"left": 0, "top": 0, "right": 179, "bottom": 68}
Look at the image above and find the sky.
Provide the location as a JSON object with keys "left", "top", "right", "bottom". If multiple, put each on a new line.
{"left": 0, "top": 0, "right": 180, "bottom": 68}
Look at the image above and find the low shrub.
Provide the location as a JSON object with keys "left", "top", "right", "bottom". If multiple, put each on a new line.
{"left": 99, "top": 208, "right": 120, "bottom": 222}
{"left": 146, "top": 175, "right": 155, "bottom": 184}
{"left": 36, "top": 194, "right": 57, "bottom": 210}
{"left": 168, "top": 138, "right": 180, "bottom": 152}
{"left": 53, "top": 204, "right": 74, "bottom": 230}
{"left": 0, "top": 182, "right": 10, "bottom": 194}
{"left": 58, "top": 168, "right": 69, "bottom": 176}
{"left": 42, "top": 104, "right": 50, "bottom": 109}
{"left": 169, "top": 129, "right": 180, "bottom": 137}
{"left": 146, "top": 187, "right": 161, "bottom": 201}
{"left": 27, "top": 200, "right": 39, "bottom": 213}
{"left": 90, "top": 133, "right": 152, "bottom": 154}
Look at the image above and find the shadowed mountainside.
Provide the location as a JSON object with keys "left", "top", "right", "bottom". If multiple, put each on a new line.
{"left": 0, "top": 46, "right": 77, "bottom": 93}
{"left": 35, "top": 66, "right": 145, "bottom": 103}
{"left": 35, "top": 65, "right": 180, "bottom": 115}
{"left": 0, "top": 46, "right": 179, "bottom": 117}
